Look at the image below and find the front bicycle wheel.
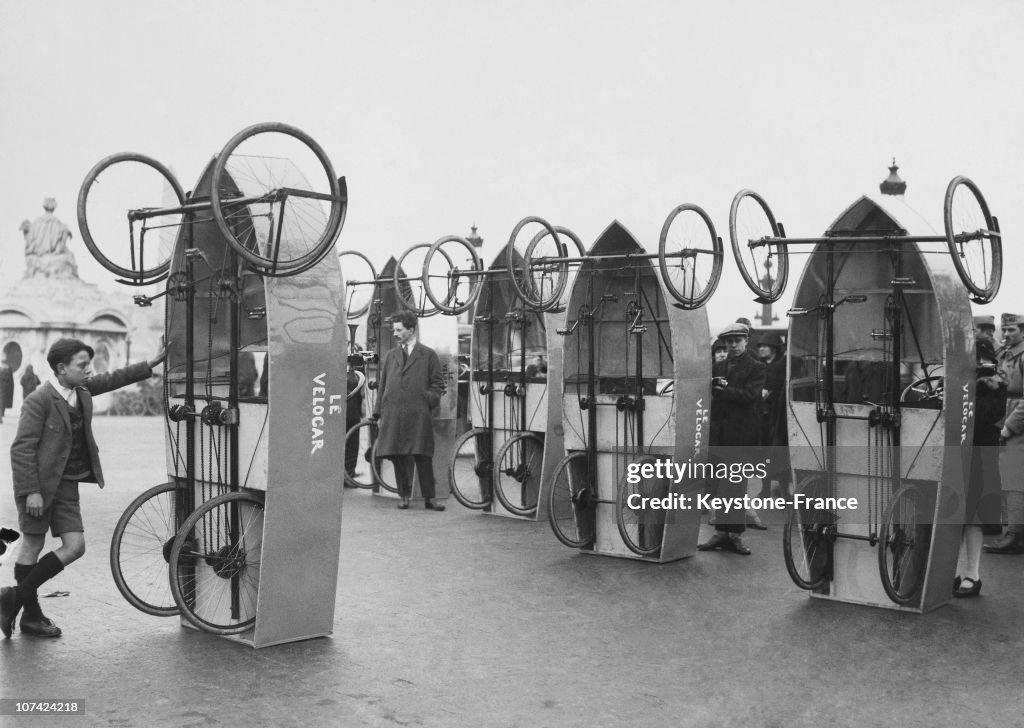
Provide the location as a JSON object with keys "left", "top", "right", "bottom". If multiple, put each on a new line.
{"left": 506, "top": 216, "right": 564, "bottom": 310}
{"left": 658, "top": 203, "right": 723, "bottom": 310}
{"left": 944, "top": 176, "right": 1001, "bottom": 303}
{"left": 493, "top": 431, "right": 544, "bottom": 517}
{"left": 344, "top": 419, "right": 380, "bottom": 489}
{"left": 422, "top": 235, "right": 484, "bottom": 315}
{"left": 547, "top": 452, "right": 595, "bottom": 548}
{"left": 339, "top": 249, "right": 377, "bottom": 319}
{"left": 394, "top": 242, "right": 450, "bottom": 317}
{"left": 77, "top": 152, "right": 184, "bottom": 283}
{"left": 878, "top": 485, "right": 930, "bottom": 605}
{"left": 370, "top": 440, "right": 400, "bottom": 494}
{"left": 168, "top": 490, "right": 265, "bottom": 635}
{"left": 616, "top": 455, "right": 667, "bottom": 557}
{"left": 729, "top": 189, "right": 788, "bottom": 302}
{"left": 448, "top": 428, "right": 493, "bottom": 509}
{"left": 783, "top": 475, "right": 833, "bottom": 590}
{"left": 110, "top": 482, "right": 183, "bottom": 616}
{"left": 210, "top": 122, "right": 346, "bottom": 276}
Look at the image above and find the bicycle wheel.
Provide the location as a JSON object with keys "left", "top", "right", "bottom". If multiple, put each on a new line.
{"left": 493, "top": 431, "right": 544, "bottom": 516}
{"left": 944, "top": 176, "right": 1001, "bottom": 303}
{"left": 547, "top": 452, "right": 595, "bottom": 548}
{"left": 422, "top": 235, "right": 484, "bottom": 315}
{"left": 659, "top": 203, "right": 723, "bottom": 310}
{"left": 339, "top": 250, "right": 377, "bottom": 319}
{"left": 77, "top": 152, "right": 185, "bottom": 283}
{"left": 900, "top": 375, "right": 944, "bottom": 409}
{"left": 347, "top": 370, "right": 367, "bottom": 401}
{"left": 110, "top": 482, "right": 183, "bottom": 616}
{"left": 506, "top": 216, "right": 564, "bottom": 310}
{"left": 168, "top": 490, "right": 265, "bottom": 635}
{"left": 616, "top": 455, "right": 667, "bottom": 557}
{"left": 448, "top": 428, "right": 493, "bottom": 509}
{"left": 344, "top": 419, "right": 380, "bottom": 489}
{"left": 729, "top": 189, "right": 788, "bottom": 303}
{"left": 210, "top": 122, "right": 346, "bottom": 276}
{"left": 394, "top": 243, "right": 450, "bottom": 317}
{"left": 878, "top": 484, "right": 930, "bottom": 605}
{"left": 369, "top": 439, "right": 400, "bottom": 494}
{"left": 783, "top": 475, "right": 833, "bottom": 590}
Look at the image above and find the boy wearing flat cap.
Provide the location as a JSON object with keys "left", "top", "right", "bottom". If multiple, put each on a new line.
{"left": 1, "top": 338, "right": 166, "bottom": 638}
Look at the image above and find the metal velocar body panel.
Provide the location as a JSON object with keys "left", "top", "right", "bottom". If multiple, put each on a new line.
{"left": 787, "top": 193, "right": 973, "bottom": 612}
{"left": 164, "top": 158, "right": 346, "bottom": 646}
{"left": 559, "top": 220, "right": 709, "bottom": 561}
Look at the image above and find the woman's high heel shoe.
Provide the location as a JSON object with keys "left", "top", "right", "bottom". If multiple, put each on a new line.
{"left": 954, "top": 577, "right": 982, "bottom": 598}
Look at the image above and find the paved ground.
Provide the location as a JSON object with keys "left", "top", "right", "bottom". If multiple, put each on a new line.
{"left": 0, "top": 415, "right": 1021, "bottom": 727}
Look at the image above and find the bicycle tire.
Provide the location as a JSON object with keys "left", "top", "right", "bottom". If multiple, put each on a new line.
{"left": 782, "top": 475, "right": 833, "bottom": 590}
{"left": 421, "top": 235, "right": 484, "bottom": 315}
{"left": 943, "top": 176, "right": 1001, "bottom": 303}
{"left": 506, "top": 216, "right": 563, "bottom": 309}
{"left": 109, "top": 482, "right": 183, "bottom": 616}
{"left": 77, "top": 152, "right": 185, "bottom": 283}
{"left": 728, "top": 189, "right": 788, "bottom": 302}
{"left": 493, "top": 431, "right": 544, "bottom": 516}
{"left": 616, "top": 454, "right": 666, "bottom": 557}
{"left": 658, "top": 203, "right": 723, "bottom": 309}
{"left": 878, "top": 484, "right": 929, "bottom": 605}
{"left": 447, "top": 428, "right": 493, "bottom": 509}
{"left": 393, "top": 242, "right": 449, "bottom": 317}
{"left": 344, "top": 419, "right": 380, "bottom": 489}
{"left": 339, "top": 249, "right": 377, "bottom": 319}
{"left": 168, "top": 490, "right": 265, "bottom": 635}
{"left": 547, "top": 451, "right": 595, "bottom": 549}
{"left": 210, "top": 122, "right": 346, "bottom": 277}
{"left": 521, "top": 225, "right": 585, "bottom": 312}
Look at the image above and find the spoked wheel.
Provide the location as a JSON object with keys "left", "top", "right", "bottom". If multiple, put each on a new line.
{"left": 658, "top": 203, "right": 723, "bottom": 310}
{"left": 783, "top": 475, "right": 834, "bottom": 590}
{"left": 344, "top": 419, "right": 381, "bottom": 489}
{"left": 493, "top": 431, "right": 544, "bottom": 517}
{"left": 394, "top": 243, "right": 452, "bottom": 317}
{"left": 447, "top": 428, "right": 493, "bottom": 510}
{"left": 944, "top": 176, "right": 1002, "bottom": 303}
{"left": 879, "top": 485, "right": 930, "bottom": 605}
{"left": 506, "top": 216, "right": 567, "bottom": 310}
{"left": 210, "top": 122, "right": 347, "bottom": 277}
{"left": 110, "top": 482, "right": 184, "bottom": 616}
{"left": 369, "top": 439, "right": 400, "bottom": 494}
{"left": 547, "top": 452, "right": 596, "bottom": 549}
{"left": 616, "top": 455, "right": 668, "bottom": 557}
{"left": 422, "top": 235, "right": 485, "bottom": 315}
{"left": 77, "top": 152, "right": 185, "bottom": 284}
{"left": 729, "top": 189, "right": 788, "bottom": 303}
{"left": 339, "top": 250, "right": 377, "bottom": 319}
{"left": 168, "top": 490, "right": 265, "bottom": 635}
{"left": 900, "top": 375, "right": 944, "bottom": 409}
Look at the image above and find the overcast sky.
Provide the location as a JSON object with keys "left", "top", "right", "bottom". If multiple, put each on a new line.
{"left": 2, "top": 1, "right": 1020, "bottom": 333}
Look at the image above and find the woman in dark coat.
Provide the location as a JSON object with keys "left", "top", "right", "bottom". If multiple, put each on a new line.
{"left": 20, "top": 365, "right": 41, "bottom": 400}
{"left": 0, "top": 364, "right": 13, "bottom": 423}
{"left": 757, "top": 334, "right": 791, "bottom": 498}
{"left": 954, "top": 335, "right": 1005, "bottom": 597}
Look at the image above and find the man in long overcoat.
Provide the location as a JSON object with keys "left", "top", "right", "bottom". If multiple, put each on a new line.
{"left": 372, "top": 311, "right": 447, "bottom": 510}
{"left": 700, "top": 322, "right": 765, "bottom": 555}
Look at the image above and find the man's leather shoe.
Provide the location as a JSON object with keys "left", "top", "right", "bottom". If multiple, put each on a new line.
{"left": 20, "top": 616, "right": 61, "bottom": 638}
{"left": 424, "top": 499, "right": 445, "bottom": 511}
{"left": 698, "top": 532, "right": 732, "bottom": 551}
{"left": 0, "top": 587, "right": 21, "bottom": 638}
{"left": 730, "top": 535, "right": 752, "bottom": 555}
{"left": 983, "top": 532, "right": 1023, "bottom": 554}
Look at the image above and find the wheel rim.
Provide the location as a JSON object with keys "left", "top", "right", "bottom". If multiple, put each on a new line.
{"left": 493, "top": 432, "right": 544, "bottom": 516}
{"left": 616, "top": 455, "right": 667, "bottom": 557}
{"left": 783, "top": 475, "right": 833, "bottom": 590}
{"left": 210, "top": 122, "right": 345, "bottom": 276}
{"left": 506, "top": 216, "right": 563, "bottom": 310}
{"left": 110, "top": 482, "right": 181, "bottom": 616}
{"left": 169, "top": 492, "right": 265, "bottom": 635}
{"left": 339, "top": 250, "right": 377, "bottom": 319}
{"left": 547, "top": 452, "right": 595, "bottom": 548}
{"left": 729, "top": 189, "right": 787, "bottom": 302}
{"left": 944, "top": 176, "right": 1001, "bottom": 303}
{"left": 77, "top": 153, "right": 184, "bottom": 283}
{"left": 879, "top": 485, "right": 930, "bottom": 605}
{"left": 344, "top": 420, "right": 379, "bottom": 489}
{"left": 658, "top": 203, "right": 723, "bottom": 310}
{"left": 394, "top": 243, "right": 449, "bottom": 317}
{"left": 422, "top": 235, "right": 484, "bottom": 315}
{"left": 448, "top": 429, "right": 493, "bottom": 509}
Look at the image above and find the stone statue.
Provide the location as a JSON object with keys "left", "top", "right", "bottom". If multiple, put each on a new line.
{"left": 21, "top": 198, "right": 79, "bottom": 279}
